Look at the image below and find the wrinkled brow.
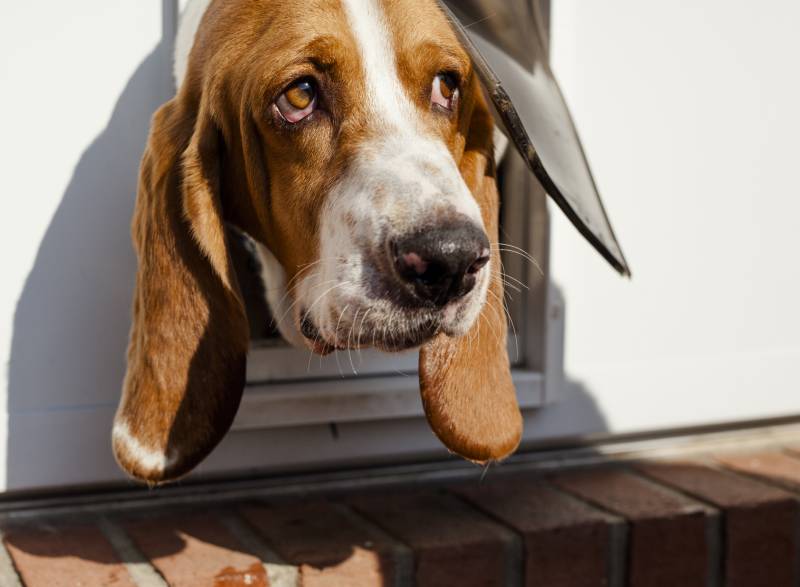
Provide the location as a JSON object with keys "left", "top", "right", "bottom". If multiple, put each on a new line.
{"left": 410, "top": 40, "right": 471, "bottom": 77}
{"left": 265, "top": 34, "right": 354, "bottom": 73}
{"left": 250, "top": 33, "right": 356, "bottom": 98}
{"left": 296, "top": 35, "right": 354, "bottom": 70}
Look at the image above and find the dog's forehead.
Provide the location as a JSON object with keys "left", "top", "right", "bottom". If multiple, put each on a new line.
{"left": 377, "top": 0, "right": 461, "bottom": 48}
{"left": 251, "top": 0, "right": 462, "bottom": 77}
{"left": 265, "top": 0, "right": 455, "bottom": 39}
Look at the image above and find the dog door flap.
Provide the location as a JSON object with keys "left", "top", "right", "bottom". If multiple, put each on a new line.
{"left": 439, "top": 0, "right": 630, "bottom": 276}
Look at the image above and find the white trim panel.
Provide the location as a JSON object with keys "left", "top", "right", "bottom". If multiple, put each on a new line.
{"left": 234, "top": 370, "right": 544, "bottom": 431}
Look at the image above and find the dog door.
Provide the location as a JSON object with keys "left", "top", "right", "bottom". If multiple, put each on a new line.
{"left": 229, "top": 148, "right": 553, "bottom": 431}
{"left": 170, "top": 0, "right": 574, "bottom": 473}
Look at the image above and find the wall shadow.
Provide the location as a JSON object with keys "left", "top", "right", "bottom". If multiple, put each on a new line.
{"left": 5, "top": 2, "right": 178, "bottom": 490}
{"left": 521, "top": 378, "right": 610, "bottom": 446}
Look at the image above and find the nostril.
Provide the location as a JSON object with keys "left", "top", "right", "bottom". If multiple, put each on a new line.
{"left": 416, "top": 260, "right": 449, "bottom": 286}
{"left": 400, "top": 252, "right": 429, "bottom": 277}
{"left": 396, "top": 251, "right": 447, "bottom": 287}
{"left": 467, "top": 252, "right": 490, "bottom": 275}
{"left": 390, "top": 223, "right": 489, "bottom": 306}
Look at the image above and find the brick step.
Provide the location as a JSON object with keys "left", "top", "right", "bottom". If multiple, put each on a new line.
{"left": 3, "top": 447, "right": 800, "bottom": 585}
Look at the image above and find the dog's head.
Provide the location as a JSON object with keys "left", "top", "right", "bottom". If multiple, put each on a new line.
{"left": 114, "top": 0, "right": 522, "bottom": 483}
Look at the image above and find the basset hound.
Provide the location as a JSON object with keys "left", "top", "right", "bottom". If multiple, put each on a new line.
{"left": 113, "top": 0, "right": 522, "bottom": 484}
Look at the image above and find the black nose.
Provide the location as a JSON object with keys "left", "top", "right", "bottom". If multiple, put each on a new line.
{"left": 391, "top": 223, "right": 490, "bottom": 306}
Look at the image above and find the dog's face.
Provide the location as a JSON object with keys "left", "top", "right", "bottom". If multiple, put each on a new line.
{"left": 225, "top": 0, "right": 491, "bottom": 353}
{"left": 114, "top": 0, "right": 522, "bottom": 483}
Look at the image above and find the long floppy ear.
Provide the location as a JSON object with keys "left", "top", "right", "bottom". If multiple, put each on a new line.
{"left": 419, "top": 86, "right": 523, "bottom": 463}
{"left": 112, "top": 93, "right": 249, "bottom": 484}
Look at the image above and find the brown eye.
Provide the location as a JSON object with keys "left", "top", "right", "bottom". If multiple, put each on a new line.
{"left": 275, "top": 78, "right": 318, "bottom": 123}
{"left": 431, "top": 72, "right": 459, "bottom": 111}
{"left": 286, "top": 81, "right": 314, "bottom": 109}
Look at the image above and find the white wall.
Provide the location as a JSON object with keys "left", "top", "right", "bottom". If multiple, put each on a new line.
{"left": 1, "top": 0, "right": 798, "bottom": 492}
{"left": 549, "top": 0, "right": 800, "bottom": 431}
{"left": 0, "top": 2, "right": 174, "bottom": 490}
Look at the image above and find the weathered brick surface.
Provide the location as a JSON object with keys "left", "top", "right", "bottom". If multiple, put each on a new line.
{"left": 455, "top": 479, "right": 623, "bottom": 587}
{"left": 6, "top": 443, "right": 800, "bottom": 586}
{"left": 638, "top": 461, "right": 799, "bottom": 587}
{"left": 2, "top": 523, "right": 136, "bottom": 587}
{"left": 553, "top": 467, "right": 717, "bottom": 587}
{"left": 716, "top": 451, "right": 800, "bottom": 492}
{"left": 124, "top": 512, "right": 268, "bottom": 587}
{"left": 349, "top": 490, "right": 519, "bottom": 587}
{"left": 242, "top": 501, "right": 408, "bottom": 586}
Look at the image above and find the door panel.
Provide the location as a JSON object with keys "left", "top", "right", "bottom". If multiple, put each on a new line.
{"left": 440, "top": 0, "right": 631, "bottom": 275}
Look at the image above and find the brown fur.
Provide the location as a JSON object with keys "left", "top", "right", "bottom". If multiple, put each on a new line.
{"left": 114, "top": 0, "right": 521, "bottom": 484}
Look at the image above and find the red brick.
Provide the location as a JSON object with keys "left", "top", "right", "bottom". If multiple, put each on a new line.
{"left": 124, "top": 513, "right": 268, "bottom": 587}
{"left": 3, "top": 523, "right": 136, "bottom": 587}
{"left": 242, "top": 501, "right": 407, "bottom": 587}
{"left": 553, "top": 467, "right": 717, "bottom": 587}
{"left": 349, "top": 491, "right": 519, "bottom": 587}
{"left": 717, "top": 451, "right": 800, "bottom": 492}
{"left": 455, "top": 480, "right": 623, "bottom": 587}
{"left": 638, "top": 461, "right": 799, "bottom": 587}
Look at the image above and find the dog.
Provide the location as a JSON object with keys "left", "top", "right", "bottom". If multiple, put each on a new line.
{"left": 113, "top": 0, "right": 522, "bottom": 484}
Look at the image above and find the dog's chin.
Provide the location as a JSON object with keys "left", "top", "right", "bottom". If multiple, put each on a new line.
{"left": 371, "top": 318, "right": 441, "bottom": 352}
{"left": 296, "top": 297, "right": 483, "bottom": 356}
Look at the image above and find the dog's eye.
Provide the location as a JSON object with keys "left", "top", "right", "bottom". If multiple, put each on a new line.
{"left": 431, "top": 72, "right": 459, "bottom": 112}
{"left": 275, "top": 78, "right": 318, "bottom": 123}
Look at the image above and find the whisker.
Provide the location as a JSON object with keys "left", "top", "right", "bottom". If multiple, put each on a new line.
{"left": 487, "top": 288, "right": 519, "bottom": 362}
{"left": 479, "top": 301, "right": 502, "bottom": 348}
{"left": 299, "top": 281, "right": 350, "bottom": 326}
{"left": 347, "top": 309, "right": 361, "bottom": 375}
{"left": 356, "top": 308, "right": 373, "bottom": 359}
{"left": 306, "top": 323, "right": 326, "bottom": 374}
{"left": 492, "top": 243, "right": 544, "bottom": 276}
{"left": 502, "top": 272, "right": 529, "bottom": 291}
{"left": 275, "top": 278, "right": 338, "bottom": 326}
{"left": 334, "top": 304, "right": 350, "bottom": 378}
{"left": 492, "top": 270, "right": 522, "bottom": 294}
{"left": 463, "top": 12, "right": 496, "bottom": 29}
{"left": 266, "top": 255, "right": 342, "bottom": 326}
{"left": 269, "top": 259, "right": 323, "bottom": 314}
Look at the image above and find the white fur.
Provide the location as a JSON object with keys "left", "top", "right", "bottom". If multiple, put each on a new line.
{"left": 340, "top": 0, "right": 417, "bottom": 129}
{"left": 113, "top": 420, "right": 176, "bottom": 475}
{"left": 254, "top": 242, "right": 307, "bottom": 348}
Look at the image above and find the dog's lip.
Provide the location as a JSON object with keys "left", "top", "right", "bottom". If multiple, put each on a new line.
{"left": 309, "top": 337, "right": 336, "bottom": 355}
{"left": 299, "top": 313, "right": 335, "bottom": 355}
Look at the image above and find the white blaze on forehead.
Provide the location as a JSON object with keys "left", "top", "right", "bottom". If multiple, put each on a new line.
{"left": 337, "top": 0, "right": 483, "bottom": 225}
{"left": 340, "top": 0, "right": 417, "bottom": 127}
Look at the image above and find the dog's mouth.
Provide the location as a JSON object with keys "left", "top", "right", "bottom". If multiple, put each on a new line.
{"left": 297, "top": 306, "right": 443, "bottom": 355}
{"left": 291, "top": 222, "right": 492, "bottom": 356}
